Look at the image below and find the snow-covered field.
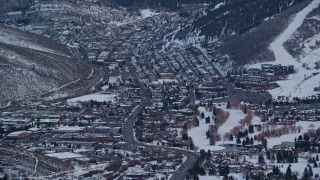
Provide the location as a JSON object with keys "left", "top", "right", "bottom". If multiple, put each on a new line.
{"left": 46, "top": 152, "right": 83, "bottom": 159}
{"left": 187, "top": 103, "right": 256, "bottom": 152}
{"left": 67, "top": 93, "right": 118, "bottom": 104}
{"left": 188, "top": 103, "right": 320, "bottom": 152}
{"left": 249, "top": 0, "right": 320, "bottom": 99}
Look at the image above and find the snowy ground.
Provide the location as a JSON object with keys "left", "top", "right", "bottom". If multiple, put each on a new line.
{"left": 46, "top": 152, "right": 83, "bottom": 159}
{"left": 187, "top": 103, "right": 260, "bottom": 152}
{"left": 199, "top": 173, "right": 245, "bottom": 180}
{"left": 249, "top": 0, "right": 320, "bottom": 99}
{"left": 277, "top": 156, "right": 320, "bottom": 178}
{"left": 188, "top": 102, "right": 320, "bottom": 152}
{"left": 67, "top": 93, "right": 118, "bottom": 104}
{"left": 266, "top": 120, "right": 320, "bottom": 148}
{"left": 140, "top": 9, "right": 160, "bottom": 19}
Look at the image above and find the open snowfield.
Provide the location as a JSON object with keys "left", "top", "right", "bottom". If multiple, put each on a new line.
{"left": 46, "top": 152, "right": 83, "bottom": 159}
{"left": 249, "top": 0, "right": 320, "bottom": 99}
{"left": 67, "top": 93, "right": 118, "bottom": 104}
{"left": 188, "top": 103, "right": 260, "bottom": 152}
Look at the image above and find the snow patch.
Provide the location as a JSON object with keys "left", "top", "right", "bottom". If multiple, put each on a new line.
{"left": 140, "top": 9, "right": 160, "bottom": 19}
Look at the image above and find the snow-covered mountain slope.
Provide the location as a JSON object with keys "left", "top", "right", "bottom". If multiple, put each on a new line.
{"left": 0, "top": 25, "right": 91, "bottom": 107}
{"left": 0, "top": 25, "right": 71, "bottom": 57}
{"left": 250, "top": 0, "right": 320, "bottom": 99}
{"left": 194, "top": 0, "right": 305, "bottom": 38}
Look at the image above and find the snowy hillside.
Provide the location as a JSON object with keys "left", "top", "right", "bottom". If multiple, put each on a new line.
{"left": 250, "top": 0, "right": 320, "bottom": 99}
{"left": 0, "top": 25, "right": 70, "bottom": 57}
{"left": 0, "top": 145, "right": 73, "bottom": 178}
{"left": 0, "top": 25, "right": 91, "bottom": 107}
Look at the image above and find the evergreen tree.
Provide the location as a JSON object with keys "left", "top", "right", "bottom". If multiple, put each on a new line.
{"left": 266, "top": 151, "right": 271, "bottom": 159}
{"left": 271, "top": 153, "right": 276, "bottom": 163}
{"left": 250, "top": 137, "right": 254, "bottom": 145}
{"left": 286, "top": 164, "right": 292, "bottom": 179}
{"left": 248, "top": 125, "right": 254, "bottom": 133}
{"left": 208, "top": 168, "right": 216, "bottom": 175}
{"left": 205, "top": 116, "right": 210, "bottom": 124}
{"left": 229, "top": 134, "right": 233, "bottom": 141}
{"left": 242, "top": 140, "right": 246, "bottom": 147}
{"left": 309, "top": 165, "right": 313, "bottom": 177}
{"left": 258, "top": 154, "right": 265, "bottom": 165}
{"left": 225, "top": 165, "right": 230, "bottom": 175}
{"left": 226, "top": 101, "right": 231, "bottom": 108}
{"left": 262, "top": 138, "right": 268, "bottom": 148}
{"left": 194, "top": 174, "right": 199, "bottom": 180}
{"left": 304, "top": 167, "right": 309, "bottom": 178}
{"left": 182, "top": 133, "right": 188, "bottom": 141}
{"left": 207, "top": 150, "right": 212, "bottom": 158}
{"left": 3, "top": 174, "right": 9, "bottom": 180}
{"left": 272, "top": 166, "right": 280, "bottom": 175}
{"left": 199, "top": 167, "right": 206, "bottom": 175}
{"left": 200, "top": 149, "right": 206, "bottom": 159}
{"left": 201, "top": 112, "right": 205, "bottom": 119}
{"left": 245, "top": 137, "right": 250, "bottom": 145}
{"left": 206, "top": 130, "right": 210, "bottom": 139}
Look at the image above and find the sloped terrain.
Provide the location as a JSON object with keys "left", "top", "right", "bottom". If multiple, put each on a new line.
{"left": 0, "top": 145, "right": 73, "bottom": 178}
{"left": 284, "top": 5, "right": 320, "bottom": 61}
{"left": 220, "top": 0, "right": 311, "bottom": 67}
{"left": 0, "top": 25, "right": 91, "bottom": 107}
{"left": 194, "top": 0, "right": 306, "bottom": 38}
{"left": 247, "top": 0, "right": 320, "bottom": 99}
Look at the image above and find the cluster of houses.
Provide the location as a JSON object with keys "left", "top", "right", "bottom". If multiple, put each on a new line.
{"left": 227, "top": 64, "right": 295, "bottom": 92}
{"left": 0, "top": 97, "right": 187, "bottom": 179}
